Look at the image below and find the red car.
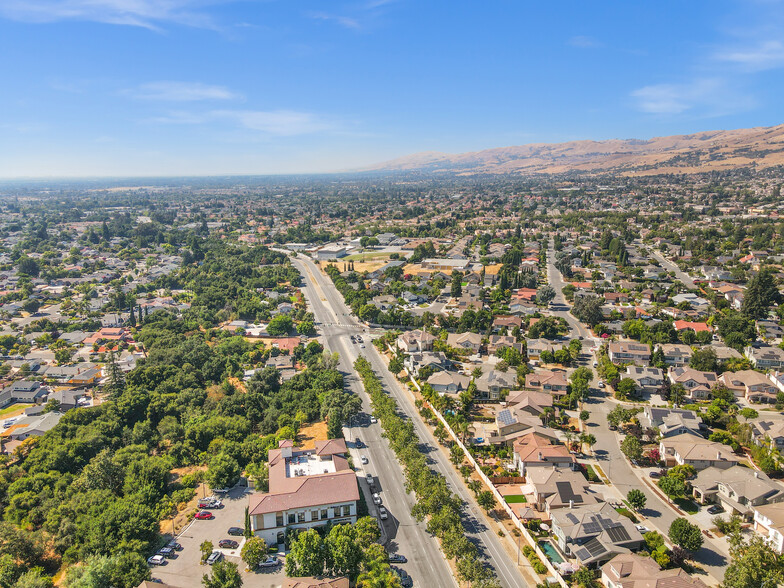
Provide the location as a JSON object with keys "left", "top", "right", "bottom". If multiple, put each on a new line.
{"left": 195, "top": 510, "right": 214, "bottom": 520}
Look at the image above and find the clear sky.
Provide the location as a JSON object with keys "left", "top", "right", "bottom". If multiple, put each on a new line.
{"left": 1, "top": 0, "right": 783, "bottom": 177}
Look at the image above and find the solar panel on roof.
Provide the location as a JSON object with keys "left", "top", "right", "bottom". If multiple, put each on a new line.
{"left": 582, "top": 522, "right": 601, "bottom": 534}
{"left": 574, "top": 547, "right": 592, "bottom": 561}
{"left": 498, "top": 409, "right": 515, "bottom": 426}
{"left": 555, "top": 481, "right": 577, "bottom": 502}
{"left": 565, "top": 513, "right": 579, "bottom": 524}
{"left": 606, "top": 526, "right": 631, "bottom": 543}
{"left": 583, "top": 537, "right": 608, "bottom": 558}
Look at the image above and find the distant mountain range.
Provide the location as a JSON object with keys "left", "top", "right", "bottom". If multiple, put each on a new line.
{"left": 363, "top": 124, "right": 784, "bottom": 176}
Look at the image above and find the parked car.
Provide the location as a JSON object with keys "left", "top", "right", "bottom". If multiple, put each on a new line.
{"left": 635, "top": 525, "right": 651, "bottom": 534}
{"left": 707, "top": 505, "right": 725, "bottom": 514}
{"left": 648, "top": 471, "right": 661, "bottom": 479}
{"left": 372, "top": 493, "right": 382, "bottom": 505}
{"left": 379, "top": 506, "right": 388, "bottom": 520}
{"left": 365, "top": 473, "right": 374, "bottom": 485}
{"left": 355, "top": 437, "right": 363, "bottom": 448}
{"left": 258, "top": 556, "right": 280, "bottom": 568}
{"left": 227, "top": 527, "right": 244, "bottom": 536}
{"left": 195, "top": 510, "right": 214, "bottom": 520}
{"left": 166, "top": 541, "right": 182, "bottom": 551}
{"left": 360, "top": 455, "right": 369, "bottom": 465}
{"left": 147, "top": 555, "right": 166, "bottom": 566}
{"left": 370, "top": 416, "right": 377, "bottom": 424}
{"left": 218, "top": 539, "right": 239, "bottom": 549}
{"left": 206, "top": 551, "right": 223, "bottom": 565}
{"left": 212, "top": 488, "right": 230, "bottom": 494}
{"left": 593, "top": 361, "right": 599, "bottom": 368}
{"left": 157, "top": 547, "right": 175, "bottom": 559}
{"left": 392, "top": 567, "right": 413, "bottom": 587}
{"left": 199, "top": 498, "right": 223, "bottom": 509}
{"left": 388, "top": 553, "right": 407, "bottom": 563}
{"left": 598, "top": 381, "right": 605, "bottom": 389}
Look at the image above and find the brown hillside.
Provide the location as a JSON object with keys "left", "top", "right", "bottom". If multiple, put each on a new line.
{"left": 364, "top": 124, "right": 784, "bottom": 176}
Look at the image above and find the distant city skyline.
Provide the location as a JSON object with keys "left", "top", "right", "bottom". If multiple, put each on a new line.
{"left": 1, "top": 0, "right": 783, "bottom": 177}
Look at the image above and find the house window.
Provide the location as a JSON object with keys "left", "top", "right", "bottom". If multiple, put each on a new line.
{"left": 321, "top": 509, "right": 328, "bottom": 519}
{"left": 342, "top": 505, "right": 351, "bottom": 516}
{"left": 311, "top": 510, "right": 319, "bottom": 521}
{"left": 288, "top": 513, "right": 296, "bottom": 524}
{"left": 297, "top": 512, "right": 305, "bottom": 523}
{"left": 276, "top": 513, "right": 284, "bottom": 527}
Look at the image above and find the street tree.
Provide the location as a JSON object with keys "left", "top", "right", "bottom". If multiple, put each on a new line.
{"left": 202, "top": 560, "right": 243, "bottom": 588}
{"left": 626, "top": 489, "right": 647, "bottom": 511}
{"left": 668, "top": 517, "right": 703, "bottom": 553}
{"left": 620, "top": 436, "right": 642, "bottom": 462}
{"left": 240, "top": 536, "right": 267, "bottom": 569}
{"left": 476, "top": 490, "right": 496, "bottom": 514}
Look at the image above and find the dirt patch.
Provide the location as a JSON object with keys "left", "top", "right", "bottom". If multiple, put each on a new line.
{"left": 159, "top": 480, "right": 210, "bottom": 536}
{"left": 298, "top": 421, "right": 329, "bottom": 450}
{"left": 228, "top": 376, "right": 247, "bottom": 393}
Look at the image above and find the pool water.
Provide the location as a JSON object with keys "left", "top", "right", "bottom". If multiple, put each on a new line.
{"left": 539, "top": 540, "right": 564, "bottom": 564}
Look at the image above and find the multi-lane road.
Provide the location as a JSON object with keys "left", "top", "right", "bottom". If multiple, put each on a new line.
{"left": 287, "top": 253, "right": 529, "bottom": 588}
{"left": 546, "top": 244, "right": 727, "bottom": 584}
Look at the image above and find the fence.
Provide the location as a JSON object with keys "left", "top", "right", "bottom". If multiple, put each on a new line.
{"left": 490, "top": 476, "right": 527, "bottom": 485}
{"left": 389, "top": 345, "right": 569, "bottom": 588}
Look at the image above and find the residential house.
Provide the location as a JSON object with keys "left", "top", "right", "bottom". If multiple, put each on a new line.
{"left": 475, "top": 369, "right": 517, "bottom": 400}
{"left": 639, "top": 407, "right": 703, "bottom": 439}
{"left": 0, "top": 380, "right": 48, "bottom": 409}
{"left": 625, "top": 366, "right": 664, "bottom": 395}
{"left": 753, "top": 503, "right": 784, "bottom": 554}
{"left": 745, "top": 344, "right": 784, "bottom": 370}
{"left": 527, "top": 466, "right": 602, "bottom": 513}
{"left": 249, "top": 439, "right": 359, "bottom": 547}
{"left": 656, "top": 344, "right": 693, "bottom": 367}
{"left": 691, "top": 466, "right": 784, "bottom": 519}
{"left": 487, "top": 335, "right": 524, "bottom": 355}
{"left": 492, "top": 315, "right": 523, "bottom": 333}
{"left": 446, "top": 332, "right": 482, "bottom": 354}
{"left": 659, "top": 433, "right": 739, "bottom": 470}
{"left": 405, "top": 351, "right": 449, "bottom": 377}
{"left": 601, "top": 554, "right": 708, "bottom": 588}
{"left": 396, "top": 329, "right": 436, "bottom": 353}
{"left": 505, "top": 390, "right": 553, "bottom": 417}
{"left": 524, "top": 370, "right": 569, "bottom": 398}
{"left": 426, "top": 371, "right": 470, "bottom": 395}
{"left": 513, "top": 433, "right": 576, "bottom": 476}
{"left": 758, "top": 320, "right": 784, "bottom": 341}
{"left": 550, "top": 502, "right": 644, "bottom": 568}
{"left": 751, "top": 420, "right": 784, "bottom": 451}
{"left": 667, "top": 366, "right": 718, "bottom": 400}
{"left": 608, "top": 341, "right": 650, "bottom": 365}
{"left": 493, "top": 407, "right": 551, "bottom": 441}
{"left": 719, "top": 370, "right": 778, "bottom": 403}
{"left": 673, "top": 320, "right": 711, "bottom": 333}
{"left": 526, "top": 338, "right": 561, "bottom": 361}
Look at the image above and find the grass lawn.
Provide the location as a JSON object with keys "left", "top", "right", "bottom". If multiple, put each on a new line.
{"left": 583, "top": 464, "right": 604, "bottom": 484}
{"left": 674, "top": 497, "right": 700, "bottom": 515}
{"left": 0, "top": 404, "right": 32, "bottom": 417}
{"left": 504, "top": 495, "right": 527, "bottom": 504}
{"left": 344, "top": 251, "right": 393, "bottom": 262}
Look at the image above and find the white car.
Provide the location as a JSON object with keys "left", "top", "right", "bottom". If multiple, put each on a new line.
{"left": 372, "top": 492, "right": 382, "bottom": 505}
{"left": 635, "top": 525, "right": 651, "bottom": 534}
{"left": 378, "top": 506, "right": 388, "bottom": 520}
{"left": 370, "top": 416, "right": 377, "bottom": 424}
{"left": 147, "top": 554, "right": 166, "bottom": 566}
{"left": 360, "top": 455, "right": 369, "bottom": 465}
{"left": 258, "top": 556, "right": 280, "bottom": 568}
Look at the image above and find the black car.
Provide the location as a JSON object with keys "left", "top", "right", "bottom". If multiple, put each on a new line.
{"left": 227, "top": 527, "right": 244, "bottom": 536}
{"left": 157, "top": 547, "right": 175, "bottom": 559}
{"left": 166, "top": 541, "right": 183, "bottom": 551}
{"left": 388, "top": 553, "right": 407, "bottom": 563}
{"left": 219, "top": 539, "right": 239, "bottom": 549}
{"left": 707, "top": 505, "right": 724, "bottom": 515}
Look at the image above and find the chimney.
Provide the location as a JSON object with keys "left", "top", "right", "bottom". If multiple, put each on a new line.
{"left": 539, "top": 452, "right": 544, "bottom": 461}
{"left": 754, "top": 471, "right": 759, "bottom": 478}
{"left": 569, "top": 500, "right": 574, "bottom": 509}
{"left": 717, "top": 451, "right": 722, "bottom": 460}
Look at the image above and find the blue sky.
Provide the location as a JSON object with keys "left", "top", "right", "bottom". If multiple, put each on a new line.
{"left": 1, "top": 0, "right": 783, "bottom": 177}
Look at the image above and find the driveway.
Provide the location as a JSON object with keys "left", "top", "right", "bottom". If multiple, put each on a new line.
{"left": 152, "top": 486, "right": 286, "bottom": 588}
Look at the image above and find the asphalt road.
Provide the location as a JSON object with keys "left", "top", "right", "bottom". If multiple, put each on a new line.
{"left": 289, "top": 253, "right": 529, "bottom": 588}
{"left": 546, "top": 244, "right": 727, "bottom": 584}
{"left": 649, "top": 249, "right": 696, "bottom": 289}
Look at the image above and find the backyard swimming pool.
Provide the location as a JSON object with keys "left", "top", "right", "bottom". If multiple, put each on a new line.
{"left": 538, "top": 540, "right": 564, "bottom": 564}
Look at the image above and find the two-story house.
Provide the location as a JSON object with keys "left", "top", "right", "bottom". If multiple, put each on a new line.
{"left": 524, "top": 370, "right": 569, "bottom": 398}
{"left": 745, "top": 343, "right": 784, "bottom": 370}
{"left": 719, "top": 369, "right": 778, "bottom": 403}
{"left": 396, "top": 329, "right": 436, "bottom": 353}
{"left": 512, "top": 433, "right": 576, "bottom": 476}
{"left": 248, "top": 440, "right": 359, "bottom": 547}
{"left": 625, "top": 365, "right": 664, "bottom": 395}
{"left": 692, "top": 466, "right": 784, "bottom": 519}
{"left": 426, "top": 370, "right": 470, "bottom": 395}
{"left": 446, "top": 332, "right": 482, "bottom": 353}
{"left": 753, "top": 503, "right": 784, "bottom": 554}
{"left": 601, "top": 554, "right": 708, "bottom": 588}
{"left": 656, "top": 344, "right": 693, "bottom": 367}
{"left": 667, "top": 366, "right": 718, "bottom": 400}
{"left": 659, "top": 433, "right": 739, "bottom": 470}
{"left": 475, "top": 369, "right": 517, "bottom": 400}
{"left": 608, "top": 341, "right": 650, "bottom": 365}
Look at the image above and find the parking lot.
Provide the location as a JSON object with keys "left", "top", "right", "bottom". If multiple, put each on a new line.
{"left": 151, "top": 486, "right": 286, "bottom": 588}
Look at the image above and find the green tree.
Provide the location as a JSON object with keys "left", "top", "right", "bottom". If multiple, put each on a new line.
{"left": 244, "top": 507, "right": 252, "bottom": 539}
{"left": 241, "top": 536, "right": 267, "bottom": 569}
{"left": 620, "top": 435, "right": 642, "bottom": 461}
{"left": 266, "top": 314, "right": 294, "bottom": 336}
{"left": 658, "top": 475, "right": 686, "bottom": 503}
{"left": 615, "top": 378, "right": 637, "bottom": 399}
{"left": 476, "top": 490, "right": 496, "bottom": 514}
{"left": 202, "top": 560, "right": 243, "bottom": 588}
{"left": 450, "top": 271, "right": 463, "bottom": 298}
{"left": 668, "top": 517, "right": 703, "bottom": 553}
{"left": 572, "top": 295, "right": 604, "bottom": 326}
{"left": 536, "top": 284, "right": 555, "bottom": 306}
{"left": 626, "top": 489, "right": 647, "bottom": 511}
{"left": 689, "top": 347, "right": 718, "bottom": 372}
{"left": 741, "top": 266, "right": 779, "bottom": 319}
{"left": 571, "top": 566, "right": 598, "bottom": 588}
{"left": 207, "top": 453, "right": 241, "bottom": 490}
{"left": 722, "top": 535, "right": 784, "bottom": 588}
{"left": 285, "top": 529, "right": 326, "bottom": 577}
{"left": 325, "top": 524, "right": 363, "bottom": 580}
{"left": 200, "top": 540, "right": 214, "bottom": 563}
